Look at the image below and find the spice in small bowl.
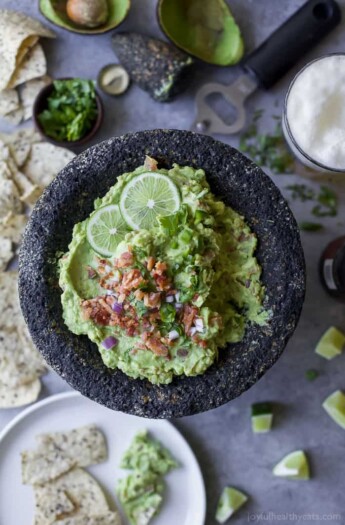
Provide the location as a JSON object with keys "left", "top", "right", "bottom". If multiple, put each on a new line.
{"left": 33, "top": 78, "right": 104, "bottom": 146}
{"left": 98, "top": 64, "right": 130, "bottom": 96}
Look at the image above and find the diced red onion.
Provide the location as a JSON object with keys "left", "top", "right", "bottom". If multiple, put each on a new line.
{"left": 112, "top": 302, "right": 123, "bottom": 314}
{"left": 190, "top": 327, "right": 197, "bottom": 336}
{"left": 168, "top": 330, "right": 179, "bottom": 340}
{"left": 166, "top": 295, "right": 174, "bottom": 303}
{"left": 175, "top": 303, "right": 183, "bottom": 310}
{"left": 102, "top": 336, "right": 118, "bottom": 349}
{"left": 105, "top": 264, "right": 112, "bottom": 273}
{"left": 175, "top": 292, "right": 180, "bottom": 302}
{"left": 194, "top": 318, "right": 204, "bottom": 331}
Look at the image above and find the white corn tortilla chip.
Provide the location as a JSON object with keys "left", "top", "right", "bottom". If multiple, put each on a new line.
{"left": 0, "top": 9, "right": 55, "bottom": 91}
{"left": 0, "top": 159, "right": 13, "bottom": 180}
{"left": 37, "top": 425, "right": 107, "bottom": 468}
{"left": 34, "top": 486, "right": 76, "bottom": 525}
{"left": 8, "top": 43, "right": 47, "bottom": 89}
{"left": 0, "top": 89, "right": 20, "bottom": 117}
{"left": 0, "top": 237, "right": 13, "bottom": 270}
{"left": 3, "top": 106, "right": 23, "bottom": 126}
{"left": 23, "top": 143, "right": 75, "bottom": 188}
{"left": 0, "top": 128, "right": 41, "bottom": 166}
{"left": 55, "top": 512, "right": 122, "bottom": 525}
{"left": 8, "top": 161, "right": 42, "bottom": 205}
{"left": 0, "top": 178, "right": 23, "bottom": 219}
{"left": 21, "top": 447, "right": 76, "bottom": 485}
{"left": 0, "top": 271, "right": 22, "bottom": 326}
{"left": 21, "top": 75, "right": 52, "bottom": 121}
{"left": 0, "top": 329, "right": 45, "bottom": 388}
{"left": 0, "top": 213, "right": 27, "bottom": 244}
{"left": 0, "top": 377, "right": 41, "bottom": 408}
{"left": 44, "top": 469, "right": 109, "bottom": 515}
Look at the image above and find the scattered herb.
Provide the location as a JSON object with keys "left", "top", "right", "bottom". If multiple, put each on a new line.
{"left": 305, "top": 369, "right": 319, "bottom": 382}
{"left": 239, "top": 112, "right": 294, "bottom": 174}
{"left": 38, "top": 79, "right": 98, "bottom": 142}
{"left": 299, "top": 222, "right": 324, "bottom": 232}
{"left": 286, "top": 184, "right": 315, "bottom": 202}
{"left": 312, "top": 186, "right": 338, "bottom": 218}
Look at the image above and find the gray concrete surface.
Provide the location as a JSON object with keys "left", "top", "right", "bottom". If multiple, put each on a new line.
{"left": 1, "top": 0, "right": 345, "bottom": 523}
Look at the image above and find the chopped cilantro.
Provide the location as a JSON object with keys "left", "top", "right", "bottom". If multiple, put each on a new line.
{"left": 286, "top": 184, "right": 315, "bottom": 202}
{"left": 38, "top": 79, "right": 98, "bottom": 142}
{"left": 299, "top": 222, "right": 323, "bottom": 232}
{"left": 305, "top": 369, "right": 319, "bottom": 381}
{"left": 312, "top": 186, "right": 338, "bottom": 218}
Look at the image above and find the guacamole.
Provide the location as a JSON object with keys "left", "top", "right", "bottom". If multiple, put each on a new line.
{"left": 59, "top": 160, "right": 268, "bottom": 384}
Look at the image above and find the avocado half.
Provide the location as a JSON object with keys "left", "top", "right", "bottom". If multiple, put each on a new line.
{"left": 157, "top": 0, "right": 244, "bottom": 66}
{"left": 39, "top": 0, "right": 131, "bottom": 35}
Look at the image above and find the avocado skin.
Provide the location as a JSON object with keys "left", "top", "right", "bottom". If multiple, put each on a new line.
{"left": 112, "top": 32, "right": 194, "bottom": 102}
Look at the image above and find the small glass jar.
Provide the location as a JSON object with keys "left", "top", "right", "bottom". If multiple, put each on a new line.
{"left": 282, "top": 53, "right": 345, "bottom": 175}
{"left": 319, "top": 236, "right": 345, "bottom": 301}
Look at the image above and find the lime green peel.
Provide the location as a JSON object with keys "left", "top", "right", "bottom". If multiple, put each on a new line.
{"left": 215, "top": 487, "right": 248, "bottom": 523}
{"left": 273, "top": 450, "right": 310, "bottom": 480}
{"left": 86, "top": 204, "right": 130, "bottom": 257}
{"left": 251, "top": 403, "right": 273, "bottom": 433}
{"left": 315, "top": 326, "right": 345, "bottom": 360}
{"left": 323, "top": 390, "right": 345, "bottom": 430}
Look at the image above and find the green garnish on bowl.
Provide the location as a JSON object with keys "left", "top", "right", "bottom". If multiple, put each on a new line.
{"left": 38, "top": 79, "right": 98, "bottom": 142}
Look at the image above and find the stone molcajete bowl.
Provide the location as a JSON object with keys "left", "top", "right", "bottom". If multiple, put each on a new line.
{"left": 19, "top": 130, "right": 305, "bottom": 418}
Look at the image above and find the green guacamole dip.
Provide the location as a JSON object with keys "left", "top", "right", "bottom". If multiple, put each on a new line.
{"left": 59, "top": 161, "right": 268, "bottom": 384}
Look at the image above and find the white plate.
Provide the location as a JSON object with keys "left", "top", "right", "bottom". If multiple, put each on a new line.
{"left": 0, "top": 392, "right": 206, "bottom": 525}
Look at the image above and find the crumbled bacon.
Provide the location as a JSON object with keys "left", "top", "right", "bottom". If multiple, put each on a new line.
{"left": 182, "top": 305, "right": 199, "bottom": 335}
{"left": 147, "top": 256, "right": 155, "bottom": 271}
{"left": 143, "top": 292, "right": 161, "bottom": 308}
{"left": 134, "top": 289, "right": 145, "bottom": 301}
{"left": 155, "top": 275, "right": 172, "bottom": 291}
{"left": 116, "top": 251, "right": 134, "bottom": 268}
{"left": 144, "top": 336, "right": 169, "bottom": 357}
{"left": 121, "top": 269, "right": 145, "bottom": 292}
{"left": 152, "top": 261, "right": 167, "bottom": 276}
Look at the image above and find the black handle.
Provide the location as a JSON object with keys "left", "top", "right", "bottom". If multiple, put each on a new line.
{"left": 243, "top": 0, "right": 341, "bottom": 89}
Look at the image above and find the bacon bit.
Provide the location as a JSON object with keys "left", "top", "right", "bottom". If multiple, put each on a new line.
{"left": 116, "top": 251, "right": 134, "bottom": 268}
{"left": 134, "top": 289, "right": 145, "bottom": 301}
{"left": 86, "top": 266, "right": 97, "bottom": 279}
{"left": 145, "top": 336, "right": 169, "bottom": 357}
{"left": 192, "top": 336, "right": 208, "bottom": 348}
{"left": 141, "top": 331, "right": 150, "bottom": 342}
{"left": 155, "top": 275, "right": 172, "bottom": 291}
{"left": 152, "top": 261, "right": 167, "bottom": 276}
{"left": 121, "top": 269, "right": 145, "bottom": 291}
{"left": 144, "top": 155, "right": 158, "bottom": 171}
{"left": 98, "top": 298, "right": 114, "bottom": 315}
{"left": 147, "top": 256, "right": 155, "bottom": 272}
{"left": 118, "top": 293, "right": 126, "bottom": 303}
{"left": 143, "top": 292, "right": 161, "bottom": 308}
{"left": 182, "top": 305, "right": 199, "bottom": 335}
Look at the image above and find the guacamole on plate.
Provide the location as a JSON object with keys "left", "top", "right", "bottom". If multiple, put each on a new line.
{"left": 59, "top": 158, "right": 268, "bottom": 384}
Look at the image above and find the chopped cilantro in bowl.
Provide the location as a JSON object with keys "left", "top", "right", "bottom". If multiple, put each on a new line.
{"left": 36, "top": 78, "right": 101, "bottom": 143}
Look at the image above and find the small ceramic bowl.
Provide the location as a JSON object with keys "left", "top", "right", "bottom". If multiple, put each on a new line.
{"left": 33, "top": 79, "right": 104, "bottom": 148}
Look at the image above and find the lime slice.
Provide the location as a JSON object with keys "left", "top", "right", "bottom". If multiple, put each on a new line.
{"left": 251, "top": 402, "right": 273, "bottom": 433}
{"left": 86, "top": 204, "right": 129, "bottom": 257}
{"left": 323, "top": 390, "right": 345, "bottom": 429}
{"left": 273, "top": 450, "right": 310, "bottom": 480}
{"left": 315, "top": 326, "right": 345, "bottom": 360}
{"left": 215, "top": 487, "right": 248, "bottom": 523}
{"left": 119, "top": 172, "right": 180, "bottom": 230}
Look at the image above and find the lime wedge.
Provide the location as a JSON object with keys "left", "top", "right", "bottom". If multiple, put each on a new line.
{"left": 273, "top": 450, "right": 310, "bottom": 480}
{"left": 119, "top": 172, "right": 180, "bottom": 230}
{"left": 86, "top": 204, "right": 129, "bottom": 257}
{"left": 315, "top": 326, "right": 345, "bottom": 360}
{"left": 215, "top": 487, "right": 248, "bottom": 523}
{"left": 323, "top": 390, "right": 345, "bottom": 429}
{"left": 251, "top": 402, "right": 273, "bottom": 433}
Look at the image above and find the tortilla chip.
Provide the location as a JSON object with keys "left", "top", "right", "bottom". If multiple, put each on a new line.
{"left": 37, "top": 425, "right": 107, "bottom": 468}
{"left": 0, "top": 159, "right": 13, "bottom": 180}
{"left": 3, "top": 106, "right": 23, "bottom": 126}
{"left": 0, "top": 178, "right": 23, "bottom": 219}
{"left": 0, "top": 237, "right": 13, "bottom": 270}
{"left": 0, "top": 377, "right": 41, "bottom": 408}
{"left": 34, "top": 487, "right": 76, "bottom": 525}
{"left": 0, "top": 128, "right": 41, "bottom": 166}
{"left": 21, "top": 447, "right": 76, "bottom": 485}
{"left": 0, "top": 89, "right": 19, "bottom": 116}
{"left": 21, "top": 75, "right": 52, "bottom": 121}
{"left": 54, "top": 513, "right": 122, "bottom": 525}
{"left": 9, "top": 43, "right": 47, "bottom": 89}
{"left": 0, "top": 329, "right": 45, "bottom": 388}
{"left": 0, "top": 213, "right": 27, "bottom": 243}
{"left": 45, "top": 469, "right": 109, "bottom": 516}
{"left": 0, "top": 9, "right": 55, "bottom": 91}
{"left": 23, "top": 143, "right": 75, "bottom": 188}
{"left": 9, "top": 164, "right": 42, "bottom": 205}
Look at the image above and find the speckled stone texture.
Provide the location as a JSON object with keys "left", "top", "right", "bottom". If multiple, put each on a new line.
{"left": 19, "top": 130, "right": 305, "bottom": 418}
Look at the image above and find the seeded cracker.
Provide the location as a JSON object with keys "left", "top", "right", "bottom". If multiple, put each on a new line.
{"left": 37, "top": 425, "right": 107, "bottom": 468}
{"left": 21, "top": 447, "right": 76, "bottom": 485}
{"left": 34, "top": 486, "right": 76, "bottom": 525}
{"left": 54, "top": 512, "right": 122, "bottom": 525}
{"left": 0, "top": 378, "right": 41, "bottom": 408}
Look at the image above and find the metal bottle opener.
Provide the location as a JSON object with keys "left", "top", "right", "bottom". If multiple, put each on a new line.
{"left": 192, "top": 0, "right": 341, "bottom": 135}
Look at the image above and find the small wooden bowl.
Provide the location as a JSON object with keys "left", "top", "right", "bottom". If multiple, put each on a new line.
{"left": 33, "top": 79, "right": 104, "bottom": 148}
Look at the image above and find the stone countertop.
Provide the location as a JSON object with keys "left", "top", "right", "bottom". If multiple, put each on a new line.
{"left": 1, "top": 0, "right": 345, "bottom": 523}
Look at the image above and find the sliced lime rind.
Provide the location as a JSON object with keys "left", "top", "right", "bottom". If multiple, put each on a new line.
{"left": 252, "top": 414, "right": 273, "bottom": 433}
{"left": 273, "top": 450, "right": 310, "bottom": 480}
{"left": 215, "top": 487, "right": 248, "bottom": 523}
{"left": 86, "top": 204, "right": 129, "bottom": 257}
{"left": 323, "top": 390, "right": 345, "bottom": 430}
{"left": 315, "top": 326, "right": 345, "bottom": 360}
{"left": 119, "top": 172, "right": 181, "bottom": 230}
